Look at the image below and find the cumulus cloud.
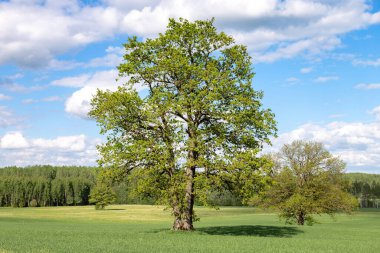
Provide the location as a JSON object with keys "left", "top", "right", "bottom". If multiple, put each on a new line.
{"left": 65, "top": 86, "right": 100, "bottom": 119}
{"left": 265, "top": 105, "right": 380, "bottom": 172}
{"left": 52, "top": 69, "right": 144, "bottom": 119}
{"left": 118, "top": 0, "right": 380, "bottom": 62}
{"left": 0, "top": 132, "right": 100, "bottom": 166}
{"left": 0, "top": 132, "right": 29, "bottom": 149}
{"left": 0, "top": 0, "right": 122, "bottom": 68}
{"left": 32, "top": 135, "right": 86, "bottom": 152}
{"left": 1, "top": 0, "right": 380, "bottom": 67}
{"left": 63, "top": 70, "right": 120, "bottom": 118}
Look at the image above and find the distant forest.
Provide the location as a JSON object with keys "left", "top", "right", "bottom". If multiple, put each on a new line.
{"left": 0, "top": 166, "right": 96, "bottom": 207}
{"left": 344, "top": 173, "right": 380, "bottom": 208}
{"left": 0, "top": 166, "right": 379, "bottom": 208}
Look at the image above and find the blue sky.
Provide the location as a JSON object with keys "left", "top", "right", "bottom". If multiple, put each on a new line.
{"left": 0, "top": 0, "right": 379, "bottom": 173}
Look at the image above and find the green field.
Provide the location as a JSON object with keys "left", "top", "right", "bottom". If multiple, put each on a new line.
{"left": 0, "top": 205, "right": 379, "bottom": 253}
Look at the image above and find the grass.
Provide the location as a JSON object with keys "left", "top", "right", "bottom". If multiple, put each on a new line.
{"left": 0, "top": 205, "right": 379, "bottom": 253}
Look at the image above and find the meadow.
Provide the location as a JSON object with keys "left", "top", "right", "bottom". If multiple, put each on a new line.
{"left": 0, "top": 206, "right": 379, "bottom": 253}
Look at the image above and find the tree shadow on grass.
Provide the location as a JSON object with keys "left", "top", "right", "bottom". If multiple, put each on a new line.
{"left": 197, "top": 225, "right": 303, "bottom": 237}
{"left": 103, "top": 208, "right": 126, "bottom": 211}
{"left": 150, "top": 225, "right": 303, "bottom": 238}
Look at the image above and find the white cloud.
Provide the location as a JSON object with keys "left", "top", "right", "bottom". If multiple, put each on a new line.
{"left": 1, "top": 0, "right": 380, "bottom": 67}
{"left": 328, "top": 114, "right": 345, "bottom": 119}
{"left": 32, "top": 135, "right": 86, "bottom": 152}
{"left": 353, "top": 58, "right": 380, "bottom": 67}
{"left": 266, "top": 105, "right": 380, "bottom": 172}
{"left": 59, "top": 68, "right": 148, "bottom": 119}
{"left": 42, "top": 96, "right": 62, "bottom": 102}
{"left": 118, "top": 0, "right": 380, "bottom": 62}
{"left": 22, "top": 96, "right": 62, "bottom": 104}
{"left": 22, "top": 98, "right": 37, "bottom": 104}
{"left": 313, "top": 75, "right": 339, "bottom": 82}
{"left": 371, "top": 106, "right": 380, "bottom": 121}
{"left": 103, "top": 0, "right": 163, "bottom": 11}
{"left": 86, "top": 46, "right": 124, "bottom": 68}
{"left": 0, "top": 1, "right": 122, "bottom": 68}
{"left": 269, "top": 122, "right": 380, "bottom": 169}
{"left": 0, "top": 77, "right": 46, "bottom": 93}
{"left": 6, "top": 73, "right": 24, "bottom": 80}
{"left": 59, "top": 70, "right": 120, "bottom": 118}
{"left": 0, "top": 132, "right": 29, "bottom": 149}
{"left": 0, "top": 94, "right": 12, "bottom": 100}
{"left": 65, "top": 86, "right": 99, "bottom": 119}
{"left": 51, "top": 74, "right": 91, "bottom": 88}
{"left": 48, "top": 59, "right": 83, "bottom": 71}
{"left": 355, "top": 83, "right": 380, "bottom": 90}
{"left": 0, "top": 132, "right": 101, "bottom": 166}
{"left": 0, "top": 106, "right": 21, "bottom": 128}
{"left": 286, "top": 77, "right": 299, "bottom": 83}
{"left": 53, "top": 69, "right": 144, "bottom": 119}
{"left": 47, "top": 46, "right": 124, "bottom": 70}
{"left": 253, "top": 36, "right": 341, "bottom": 63}
{"left": 300, "top": 67, "right": 313, "bottom": 74}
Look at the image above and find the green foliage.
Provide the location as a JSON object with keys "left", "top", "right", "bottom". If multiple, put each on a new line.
{"left": 29, "top": 199, "right": 38, "bottom": 207}
{"left": 0, "top": 166, "right": 95, "bottom": 207}
{"left": 345, "top": 173, "right": 380, "bottom": 208}
{"left": 254, "top": 140, "right": 358, "bottom": 225}
{"left": 199, "top": 189, "right": 243, "bottom": 206}
{"left": 90, "top": 18, "right": 276, "bottom": 230}
{"left": 89, "top": 183, "right": 116, "bottom": 210}
{"left": 345, "top": 173, "right": 380, "bottom": 184}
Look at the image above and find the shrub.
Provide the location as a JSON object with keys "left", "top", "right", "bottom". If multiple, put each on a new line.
{"left": 29, "top": 199, "right": 38, "bottom": 207}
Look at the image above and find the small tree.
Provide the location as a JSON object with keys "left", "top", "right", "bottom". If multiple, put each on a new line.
{"left": 29, "top": 199, "right": 38, "bottom": 207}
{"left": 89, "top": 183, "right": 116, "bottom": 210}
{"left": 90, "top": 18, "right": 276, "bottom": 230}
{"left": 254, "top": 140, "right": 357, "bottom": 225}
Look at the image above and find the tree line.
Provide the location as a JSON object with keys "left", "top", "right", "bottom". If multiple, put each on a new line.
{"left": 345, "top": 173, "right": 380, "bottom": 208}
{"left": 1, "top": 165, "right": 378, "bottom": 210}
{"left": 0, "top": 165, "right": 241, "bottom": 208}
{"left": 0, "top": 166, "right": 95, "bottom": 207}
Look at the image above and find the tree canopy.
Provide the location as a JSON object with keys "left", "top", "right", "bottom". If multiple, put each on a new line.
{"left": 253, "top": 140, "right": 357, "bottom": 225}
{"left": 90, "top": 18, "right": 276, "bottom": 230}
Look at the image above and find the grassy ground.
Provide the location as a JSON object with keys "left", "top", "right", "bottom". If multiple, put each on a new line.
{"left": 0, "top": 205, "right": 379, "bottom": 253}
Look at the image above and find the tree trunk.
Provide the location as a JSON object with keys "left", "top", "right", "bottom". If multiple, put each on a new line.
{"left": 297, "top": 212, "right": 305, "bottom": 225}
{"left": 171, "top": 199, "right": 184, "bottom": 230}
{"left": 182, "top": 165, "right": 195, "bottom": 231}
{"left": 172, "top": 215, "right": 184, "bottom": 230}
{"left": 180, "top": 125, "right": 197, "bottom": 231}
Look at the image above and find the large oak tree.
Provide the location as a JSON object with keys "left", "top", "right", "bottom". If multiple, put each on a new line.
{"left": 89, "top": 18, "right": 276, "bottom": 230}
